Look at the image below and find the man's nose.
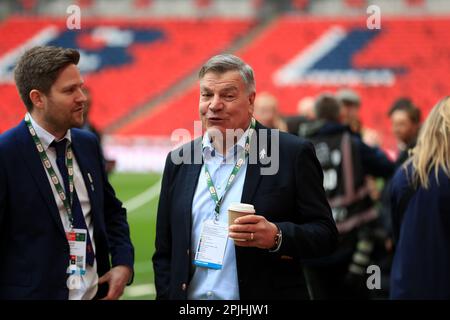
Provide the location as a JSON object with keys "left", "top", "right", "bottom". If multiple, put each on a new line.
{"left": 77, "top": 88, "right": 88, "bottom": 102}
{"left": 209, "top": 95, "right": 224, "bottom": 111}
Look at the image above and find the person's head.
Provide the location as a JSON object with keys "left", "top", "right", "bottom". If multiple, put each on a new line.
{"left": 198, "top": 54, "right": 255, "bottom": 137}
{"left": 253, "top": 92, "right": 279, "bottom": 128}
{"left": 388, "top": 97, "right": 421, "bottom": 146}
{"left": 409, "top": 96, "right": 450, "bottom": 189}
{"left": 297, "top": 96, "right": 315, "bottom": 120}
{"left": 14, "top": 46, "right": 86, "bottom": 137}
{"left": 336, "top": 88, "right": 361, "bottom": 128}
{"left": 314, "top": 93, "right": 341, "bottom": 122}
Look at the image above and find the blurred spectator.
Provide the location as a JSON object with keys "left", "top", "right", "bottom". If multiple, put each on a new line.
{"left": 81, "top": 87, "right": 101, "bottom": 142}
{"left": 285, "top": 96, "right": 315, "bottom": 135}
{"left": 390, "top": 96, "right": 450, "bottom": 299}
{"left": 297, "top": 96, "right": 315, "bottom": 120}
{"left": 81, "top": 87, "right": 116, "bottom": 175}
{"left": 388, "top": 98, "right": 421, "bottom": 167}
{"left": 376, "top": 98, "right": 422, "bottom": 295}
{"left": 253, "top": 91, "right": 287, "bottom": 131}
{"left": 336, "top": 87, "right": 384, "bottom": 209}
{"left": 336, "top": 88, "right": 383, "bottom": 147}
{"left": 301, "top": 93, "right": 395, "bottom": 299}
{"left": 336, "top": 88, "right": 362, "bottom": 135}
{"left": 361, "top": 128, "right": 382, "bottom": 148}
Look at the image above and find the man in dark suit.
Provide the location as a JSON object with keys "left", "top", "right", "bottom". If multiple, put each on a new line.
{"left": 153, "top": 54, "right": 337, "bottom": 300}
{"left": 0, "top": 46, "right": 134, "bottom": 299}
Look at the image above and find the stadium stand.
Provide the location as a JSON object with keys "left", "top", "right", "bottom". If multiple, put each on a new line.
{"left": 117, "top": 16, "right": 450, "bottom": 153}
{"left": 0, "top": 16, "right": 253, "bottom": 132}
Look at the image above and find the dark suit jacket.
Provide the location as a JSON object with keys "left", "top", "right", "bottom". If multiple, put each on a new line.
{"left": 153, "top": 122, "right": 337, "bottom": 300}
{"left": 0, "top": 121, "right": 134, "bottom": 299}
{"left": 390, "top": 164, "right": 450, "bottom": 299}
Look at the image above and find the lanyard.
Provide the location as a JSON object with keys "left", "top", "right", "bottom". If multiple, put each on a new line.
{"left": 24, "top": 114, "right": 76, "bottom": 228}
{"left": 203, "top": 118, "right": 255, "bottom": 221}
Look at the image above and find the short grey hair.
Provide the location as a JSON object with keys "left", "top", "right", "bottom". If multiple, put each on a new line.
{"left": 198, "top": 54, "right": 255, "bottom": 93}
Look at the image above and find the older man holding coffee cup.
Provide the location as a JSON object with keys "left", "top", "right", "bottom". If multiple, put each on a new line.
{"left": 153, "top": 54, "right": 337, "bottom": 300}
{"left": 228, "top": 203, "right": 255, "bottom": 241}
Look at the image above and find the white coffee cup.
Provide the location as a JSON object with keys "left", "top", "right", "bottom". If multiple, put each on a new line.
{"left": 228, "top": 202, "right": 255, "bottom": 227}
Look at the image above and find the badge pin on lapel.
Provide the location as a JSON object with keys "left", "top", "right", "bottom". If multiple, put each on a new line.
{"left": 87, "top": 173, "right": 94, "bottom": 191}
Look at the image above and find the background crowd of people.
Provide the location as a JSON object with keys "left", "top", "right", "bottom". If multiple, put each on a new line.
{"left": 252, "top": 87, "right": 448, "bottom": 299}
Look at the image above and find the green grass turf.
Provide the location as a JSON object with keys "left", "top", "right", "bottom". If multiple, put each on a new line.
{"left": 108, "top": 172, "right": 161, "bottom": 300}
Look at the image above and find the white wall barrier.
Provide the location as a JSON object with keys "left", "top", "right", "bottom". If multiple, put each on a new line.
{"left": 102, "top": 135, "right": 177, "bottom": 173}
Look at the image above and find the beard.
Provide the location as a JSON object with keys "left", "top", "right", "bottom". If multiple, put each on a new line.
{"left": 43, "top": 99, "right": 84, "bottom": 135}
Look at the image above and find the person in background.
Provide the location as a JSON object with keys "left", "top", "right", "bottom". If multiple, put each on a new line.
{"left": 253, "top": 91, "right": 288, "bottom": 131}
{"left": 285, "top": 96, "right": 315, "bottom": 136}
{"left": 375, "top": 99, "right": 422, "bottom": 296}
{"left": 300, "top": 93, "right": 395, "bottom": 299}
{"left": 390, "top": 96, "right": 450, "bottom": 299}
{"left": 388, "top": 98, "right": 421, "bottom": 167}
{"left": 336, "top": 88, "right": 362, "bottom": 135}
{"left": 80, "top": 87, "right": 102, "bottom": 142}
{"left": 336, "top": 88, "right": 382, "bottom": 148}
{"left": 80, "top": 86, "right": 116, "bottom": 175}
{"left": 297, "top": 96, "right": 316, "bottom": 120}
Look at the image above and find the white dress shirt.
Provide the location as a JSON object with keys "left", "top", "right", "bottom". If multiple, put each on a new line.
{"left": 187, "top": 127, "right": 251, "bottom": 300}
{"left": 28, "top": 114, "right": 98, "bottom": 300}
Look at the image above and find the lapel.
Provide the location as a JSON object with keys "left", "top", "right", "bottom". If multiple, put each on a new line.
{"left": 16, "top": 121, "right": 66, "bottom": 237}
{"left": 183, "top": 138, "right": 203, "bottom": 245}
{"left": 70, "top": 131, "right": 99, "bottom": 222}
{"left": 240, "top": 121, "right": 267, "bottom": 204}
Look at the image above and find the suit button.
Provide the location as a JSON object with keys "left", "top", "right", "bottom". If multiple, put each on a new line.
{"left": 181, "top": 283, "right": 187, "bottom": 291}
{"left": 186, "top": 249, "right": 190, "bottom": 256}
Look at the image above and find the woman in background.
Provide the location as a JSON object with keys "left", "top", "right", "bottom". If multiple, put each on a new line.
{"left": 389, "top": 96, "right": 450, "bottom": 299}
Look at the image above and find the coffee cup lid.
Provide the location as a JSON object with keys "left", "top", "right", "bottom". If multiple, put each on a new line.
{"left": 228, "top": 202, "right": 255, "bottom": 213}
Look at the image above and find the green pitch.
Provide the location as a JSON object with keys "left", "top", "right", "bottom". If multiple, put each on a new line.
{"left": 108, "top": 172, "right": 161, "bottom": 300}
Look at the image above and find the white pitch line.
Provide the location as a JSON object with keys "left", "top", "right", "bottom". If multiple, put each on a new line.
{"left": 123, "top": 179, "right": 162, "bottom": 213}
{"left": 124, "top": 283, "right": 156, "bottom": 298}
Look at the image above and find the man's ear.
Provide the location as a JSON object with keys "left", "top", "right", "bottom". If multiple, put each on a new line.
{"left": 248, "top": 92, "right": 256, "bottom": 115}
{"left": 29, "top": 89, "right": 46, "bottom": 110}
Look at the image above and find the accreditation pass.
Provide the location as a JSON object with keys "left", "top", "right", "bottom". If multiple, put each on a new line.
{"left": 194, "top": 220, "right": 228, "bottom": 270}
{"left": 66, "top": 228, "right": 87, "bottom": 275}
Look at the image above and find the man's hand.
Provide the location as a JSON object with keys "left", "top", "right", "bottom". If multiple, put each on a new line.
{"left": 228, "top": 215, "right": 278, "bottom": 249}
{"left": 98, "top": 265, "right": 133, "bottom": 300}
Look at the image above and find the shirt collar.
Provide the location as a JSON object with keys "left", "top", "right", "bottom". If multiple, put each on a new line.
{"left": 202, "top": 123, "right": 251, "bottom": 160}
{"left": 27, "top": 113, "right": 72, "bottom": 151}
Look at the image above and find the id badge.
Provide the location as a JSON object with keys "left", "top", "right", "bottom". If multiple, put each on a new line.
{"left": 194, "top": 220, "right": 229, "bottom": 270}
{"left": 66, "top": 228, "right": 87, "bottom": 276}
